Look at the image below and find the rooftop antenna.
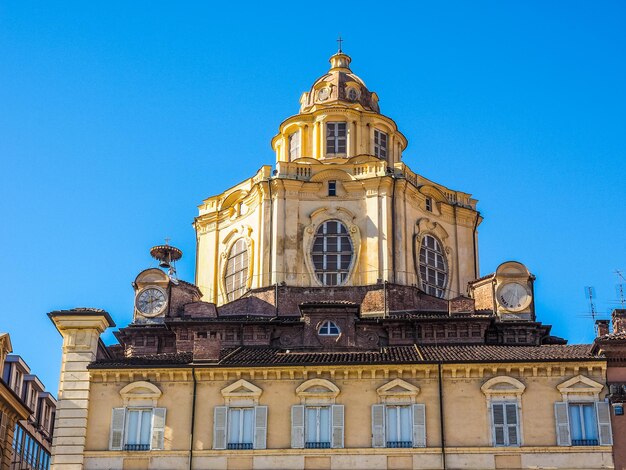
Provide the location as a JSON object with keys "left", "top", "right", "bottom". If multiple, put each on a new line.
{"left": 150, "top": 239, "right": 183, "bottom": 282}
{"left": 585, "top": 286, "right": 597, "bottom": 321}
{"left": 616, "top": 270, "right": 626, "bottom": 308}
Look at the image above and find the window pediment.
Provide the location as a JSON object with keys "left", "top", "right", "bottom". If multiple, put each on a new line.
{"left": 377, "top": 379, "right": 420, "bottom": 404}
{"left": 296, "top": 379, "right": 340, "bottom": 404}
{"left": 221, "top": 379, "right": 262, "bottom": 406}
{"left": 481, "top": 376, "right": 526, "bottom": 397}
{"left": 557, "top": 375, "right": 604, "bottom": 402}
{"left": 120, "top": 381, "right": 162, "bottom": 407}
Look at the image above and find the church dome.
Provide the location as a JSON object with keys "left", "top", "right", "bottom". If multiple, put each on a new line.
{"left": 299, "top": 52, "right": 380, "bottom": 114}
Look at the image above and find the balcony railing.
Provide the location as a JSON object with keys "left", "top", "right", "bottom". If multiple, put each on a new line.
{"left": 124, "top": 444, "right": 150, "bottom": 451}
{"left": 305, "top": 441, "right": 330, "bottom": 449}
{"left": 227, "top": 443, "right": 253, "bottom": 450}
{"left": 572, "top": 439, "right": 598, "bottom": 446}
{"left": 387, "top": 441, "right": 412, "bottom": 448}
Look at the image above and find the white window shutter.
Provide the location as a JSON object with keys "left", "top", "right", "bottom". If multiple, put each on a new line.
{"left": 412, "top": 404, "right": 426, "bottom": 448}
{"left": 371, "top": 404, "right": 385, "bottom": 448}
{"left": 492, "top": 403, "right": 505, "bottom": 446}
{"left": 254, "top": 406, "right": 268, "bottom": 450}
{"left": 596, "top": 401, "right": 613, "bottom": 446}
{"left": 505, "top": 403, "right": 519, "bottom": 446}
{"left": 109, "top": 408, "right": 125, "bottom": 451}
{"left": 151, "top": 408, "right": 166, "bottom": 450}
{"left": 554, "top": 402, "right": 571, "bottom": 446}
{"left": 291, "top": 405, "right": 305, "bottom": 449}
{"left": 213, "top": 406, "right": 228, "bottom": 450}
{"left": 331, "top": 405, "right": 344, "bottom": 449}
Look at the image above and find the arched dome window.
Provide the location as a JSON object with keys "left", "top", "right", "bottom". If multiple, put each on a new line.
{"left": 419, "top": 235, "right": 447, "bottom": 298}
{"left": 312, "top": 220, "right": 353, "bottom": 286}
{"left": 225, "top": 239, "right": 249, "bottom": 301}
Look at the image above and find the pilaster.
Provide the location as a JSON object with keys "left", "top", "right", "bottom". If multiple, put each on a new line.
{"left": 48, "top": 309, "right": 114, "bottom": 470}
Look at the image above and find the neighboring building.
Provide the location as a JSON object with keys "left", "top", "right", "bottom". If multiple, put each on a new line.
{"left": 592, "top": 310, "right": 626, "bottom": 470}
{"left": 0, "top": 335, "right": 55, "bottom": 470}
{"left": 49, "top": 50, "right": 615, "bottom": 470}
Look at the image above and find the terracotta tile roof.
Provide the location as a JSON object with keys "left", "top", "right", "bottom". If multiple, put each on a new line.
{"left": 89, "top": 344, "right": 600, "bottom": 369}
{"left": 598, "top": 332, "right": 626, "bottom": 341}
{"left": 167, "top": 316, "right": 301, "bottom": 324}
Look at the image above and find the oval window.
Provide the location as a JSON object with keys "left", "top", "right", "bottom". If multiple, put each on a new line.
{"left": 311, "top": 220, "right": 353, "bottom": 286}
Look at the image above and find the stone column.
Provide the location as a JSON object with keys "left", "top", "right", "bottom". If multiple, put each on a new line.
{"left": 48, "top": 309, "right": 114, "bottom": 470}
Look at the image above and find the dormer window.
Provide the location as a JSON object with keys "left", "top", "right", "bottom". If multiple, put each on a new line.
{"left": 326, "top": 122, "right": 346, "bottom": 155}
{"left": 374, "top": 129, "right": 387, "bottom": 159}
{"left": 289, "top": 131, "right": 300, "bottom": 160}
{"left": 425, "top": 197, "right": 433, "bottom": 212}
{"left": 346, "top": 87, "right": 359, "bottom": 101}
{"left": 318, "top": 320, "right": 340, "bottom": 336}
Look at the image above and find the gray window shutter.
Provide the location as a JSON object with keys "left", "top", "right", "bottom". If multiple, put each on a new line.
{"left": 505, "top": 403, "right": 519, "bottom": 446}
{"left": 371, "top": 404, "right": 386, "bottom": 448}
{"left": 151, "top": 408, "right": 166, "bottom": 450}
{"left": 492, "top": 403, "right": 505, "bottom": 446}
{"left": 554, "top": 402, "right": 571, "bottom": 446}
{"left": 596, "top": 401, "right": 613, "bottom": 446}
{"left": 109, "top": 408, "right": 125, "bottom": 451}
{"left": 331, "top": 404, "right": 344, "bottom": 449}
{"left": 254, "top": 406, "right": 268, "bottom": 450}
{"left": 213, "top": 406, "right": 228, "bottom": 450}
{"left": 291, "top": 405, "right": 305, "bottom": 449}
{"left": 412, "top": 404, "right": 426, "bottom": 448}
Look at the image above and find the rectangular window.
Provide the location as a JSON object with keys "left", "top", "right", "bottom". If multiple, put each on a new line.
{"left": 326, "top": 122, "right": 347, "bottom": 155}
{"left": 227, "top": 408, "right": 255, "bottom": 449}
{"left": 289, "top": 131, "right": 300, "bottom": 160}
{"left": 569, "top": 403, "right": 598, "bottom": 446}
{"left": 425, "top": 197, "right": 432, "bottom": 212}
{"left": 305, "top": 406, "right": 331, "bottom": 448}
{"left": 492, "top": 402, "right": 519, "bottom": 446}
{"left": 386, "top": 405, "right": 412, "bottom": 448}
{"left": 374, "top": 129, "right": 388, "bottom": 159}
{"left": 328, "top": 180, "right": 337, "bottom": 196}
{"left": 124, "top": 409, "right": 152, "bottom": 451}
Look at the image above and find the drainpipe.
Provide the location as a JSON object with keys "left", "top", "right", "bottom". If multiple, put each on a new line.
{"left": 189, "top": 367, "right": 197, "bottom": 470}
{"left": 438, "top": 362, "right": 447, "bottom": 470}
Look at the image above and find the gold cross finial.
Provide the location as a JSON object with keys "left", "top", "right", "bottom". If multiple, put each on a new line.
{"left": 337, "top": 35, "right": 343, "bottom": 53}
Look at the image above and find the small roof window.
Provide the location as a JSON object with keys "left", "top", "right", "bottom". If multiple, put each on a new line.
{"left": 318, "top": 320, "right": 340, "bottom": 336}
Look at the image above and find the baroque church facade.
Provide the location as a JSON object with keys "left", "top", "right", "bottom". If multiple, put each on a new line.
{"left": 48, "top": 51, "right": 618, "bottom": 470}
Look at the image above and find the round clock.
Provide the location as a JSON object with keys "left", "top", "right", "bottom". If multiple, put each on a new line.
{"left": 135, "top": 287, "right": 167, "bottom": 317}
{"left": 318, "top": 87, "right": 331, "bottom": 101}
{"left": 496, "top": 282, "right": 531, "bottom": 312}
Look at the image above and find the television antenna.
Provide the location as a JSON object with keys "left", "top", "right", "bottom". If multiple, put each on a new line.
{"left": 585, "top": 286, "right": 597, "bottom": 321}
{"left": 616, "top": 270, "right": 625, "bottom": 308}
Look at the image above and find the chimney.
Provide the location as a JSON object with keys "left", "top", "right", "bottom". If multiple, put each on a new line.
{"left": 596, "top": 319, "right": 610, "bottom": 337}
{"left": 612, "top": 309, "right": 626, "bottom": 334}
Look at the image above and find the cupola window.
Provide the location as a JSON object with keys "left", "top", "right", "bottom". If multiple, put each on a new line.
{"left": 289, "top": 131, "right": 300, "bottom": 160}
{"left": 374, "top": 129, "right": 388, "bottom": 160}
{"left": 419, "top": 235, "right": 447, "bottom": 298}
{"left": 346, "top": 87, "right": 359, "bottom": 101}
{"left": 225, "top": 239, "right": 249, "bottom": 301}
{"left": 319, "top": 320, "right": 340, "bottom": 336}
{"left": 326, "top": 122, "right": 347, "bottom": 155}
{"left": 311, "top": 220, "right": 353, "bottom": 286}
{"left": 328, "top": 180, "right": 337, "bottom": 196}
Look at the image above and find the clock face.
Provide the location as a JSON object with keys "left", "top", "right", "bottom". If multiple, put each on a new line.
{"left": 135, "top": 287, "right": 167, "bottom": 317}
{"left": 497, "top": 282, "right": 531, "bottom": 312}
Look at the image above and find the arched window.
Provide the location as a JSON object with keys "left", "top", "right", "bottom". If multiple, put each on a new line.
{"left": 419, "top": 235, "right": 447, "bottom": 298}
{"left": 318, "top": 321, "right": 340, "bottom": 336}
{"left": 311, "top": 220, "right": 353, "bottom": 286}
{"left": 225, "top": 239, "right": 249, "bottom": 301}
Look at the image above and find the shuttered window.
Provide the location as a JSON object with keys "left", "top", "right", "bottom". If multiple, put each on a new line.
{"left": 491, "top": 402, "right": 519, "bottom": 446}
{"left": 386, "top": 406, "right": 412, "bottom": 447}
{"left": 228, "top": 408, "right": 254, "bottom": 449}
{"left": 555, "top": 401, "right": 612, "bottom": 446}
{"left": 213, "top": 406, "right": 267, "bottom": 450}
{"left": 326, "top": 122, "right": 347, "bottom": 155}
{"left": 109, "top": 407, "right": 166, "bottom": 451}
{"left": 372, "top": 404, "right": 426, "bottom": 449}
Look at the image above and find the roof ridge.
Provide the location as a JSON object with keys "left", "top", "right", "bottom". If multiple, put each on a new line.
{"left": 413, "top": 344, "right": 424, "bottom": 361}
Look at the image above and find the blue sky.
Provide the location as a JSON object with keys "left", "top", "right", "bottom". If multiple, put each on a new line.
{"left": 1, "top": 1, "right": 625, "bottom": 393}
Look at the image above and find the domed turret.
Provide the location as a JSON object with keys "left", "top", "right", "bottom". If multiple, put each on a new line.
{"left": 299, "top": 52, "right": 380, "bottom": 113}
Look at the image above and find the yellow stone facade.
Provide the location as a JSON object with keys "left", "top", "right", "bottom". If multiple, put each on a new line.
{"left": 195, "top": 52, "right": 480, "bottom": 305}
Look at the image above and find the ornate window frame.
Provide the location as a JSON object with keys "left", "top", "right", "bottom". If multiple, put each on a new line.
{"left": 557, "top": 375, "right": 604, "bottom": 403}
{"left": 221, "top": 379, "right": 263, "bottom": 407}
{"left": 296, "top": 379, "right": 340, "bottom": 405}
{"left": 120, "top": 381, "right": 162, "bottom": 407}
{"left": 219, "top": 226, "right": 254, "bottom": 303}
{"left": 303, "top": 207, "right": 361, "bottom": 287}
{"left": 376, "top": 379, "right": 421, "bottom": 405}
{"left": 414, "top": 218, "right": 453, "bottom": 298}
{"left": 481, "top": 376, "right": 525, "bottom": 447}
